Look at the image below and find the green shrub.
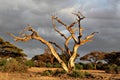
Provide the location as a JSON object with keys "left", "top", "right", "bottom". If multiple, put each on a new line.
{"left": 85, "top": 63, "right": 94, "bottom": 70}
{"left": 53, "top": 62, "right": 61, "bottom": 68}
{"left": 68, "top": 71, "right": 86, "bottom": 78}
{"left": 53, "top": 69, "right": 66, "bottom": 77}
{"left": 96, "top": 62, "right": 104, "bottom": 70}
{"left": 46, "top": 62, "right": 53, "bottom": 68}
{"left": 41, "top": 70, "right": 53, "bottom": 76}
{"left": 25, "top": 60, "right": 35, "bottom": 67}
{"left": 115, "top": 66, "right": 120, "bottom": 74}
{"left": 105, "top": 64, "right": 118, "bottom": 74}
{"left": 41, "top": 69, "right": 66, "bottom": 77}
{"left": 0, "top": 59, "right": 7, "bottom": 66}
{"left": 2, "top": 59, "right": 28, "bottom": 72}
{"left": 75, "top": 63, "right": 83, "bottom": 70}
{"left": 15, "top": 57, "right": 26, "bottom": 63}
{"left": 84, "top": 71, "right": 91, "bottom": 78}
{"left": 99, "top": 64, "right": 108, "bottom": 70}
{"left": 34, "top": 61, "right": 46, "bottom": 67}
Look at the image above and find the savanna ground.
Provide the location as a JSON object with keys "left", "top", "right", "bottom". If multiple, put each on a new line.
{"left": 0, "top": 67, "right": 120, "bottom": 80}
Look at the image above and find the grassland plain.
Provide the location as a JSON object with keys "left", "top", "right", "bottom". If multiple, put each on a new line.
{"left": 0, "top": 67, "right": 120, "bottom": 80}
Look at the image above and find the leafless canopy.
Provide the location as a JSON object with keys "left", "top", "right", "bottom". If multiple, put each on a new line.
{"left": 8, "top": 12, "right": 98, "bottom": 72}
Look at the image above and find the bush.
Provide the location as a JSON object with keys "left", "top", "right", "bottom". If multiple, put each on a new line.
{"left": 1, "top": 59, "right": 28, "bottom": 72}
{"left": 84, "top": 71, "right": 91, "bottom": 78}
{"left": 41, "top": 69, "right": 66, "bottom": 77}
{"left": 41, "top": 70, "right": 53, "bottom": 76}
{"left": 96, "top": 61, "right": 104, "bottom": 70}
{"left": 115, "top": 66, "right": 120, "bottom": 74}
{"left": 34, "top": 61, "right": 46, "bottom": 67}
{"left": 46, "top": 62, "right": 53, "bottom": 68}
{"left": 53, "top": 69, "right": 66, "bottom": 77}
{"left": 68, "top": 71, "right": 87, "bottom": 78}
{"left": 105, "top": 64, "right": 118, "bottom": 74}
{"left": 0, "top": 59, "right": 7, "bottom": 66}
{"left": 85, "top": 63, "right": 94, "bottom": 70}
{"left": 25, "top": 60, "right": 35, "bottom": 67}
{"left": 75, "top": 63, "right": 83, "bottom": 70}
{"left": 15, "top": 57, "right": 26, "bottom": 63}
{"left": 53, "top": 62, "right": 61, "bottom": 68}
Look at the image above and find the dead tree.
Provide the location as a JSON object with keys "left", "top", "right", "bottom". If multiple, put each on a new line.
{"left": 8, "top": 12, "right": 98, "bottom": 73}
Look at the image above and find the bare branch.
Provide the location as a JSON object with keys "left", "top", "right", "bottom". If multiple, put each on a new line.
{"left": 19, "top": 24, "right": 31, "bottom": 34}
{"left": 84, "top": 32, "right": 98, "bottom": 40}
{"left": 68, "top": 22, "right": 77, "bottom": 30}
{"left": 72, "top": 11, "right": 85, "bottom": 19}
{"left": 67, "top": 21, "right": 79, "bottom": 43}
{"left": 52, "top": 16, "right": 67, "bottom": 27}
{"left": 9, "top": 26, "right": 69, "bottom": 72}
{"left": 78, "top": 11, "right": 85, "bottom": 18}
{"left": 20, "top": 25, "right": 39, "bottom": 37}
{"left": 72, "top": 11, "right": 85, "bottom": 44}
{"left": 64, "top": 36, "right": 72, "bottom": 56}
{"left": 67, "top": 27, "right": 78, "bottom": 43}
{"left": 52, "top": 15, "right": 78, "bottom": 43}
{"left": 49, "top": 41, "right": 64, "bottom": 52}
{"left": 79, "top": 27, "right": 84, "bottom": 35}
{"left": 64, "top": 28, "right": 79, "bottom": 56}
{"left": 79, "top": 32, "right": 98, "bottom": 45}
{"left": 7, "top": 32, "right": 31, "bottom": 42}
{"left": 52, "top": 16, "right": 67, "bottom": 39}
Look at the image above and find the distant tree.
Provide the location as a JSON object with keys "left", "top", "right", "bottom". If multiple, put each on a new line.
{"left": 80, "top": 51, "right": 105, "bottom": 69}
{"left": 32, "top": 48, "right": 57, "bottom": 64}
{"left": 104, "top": 52, "right": 120, "bottom": 66}
{"left": 0, "top": 37, "right": 27, "bottom": 58}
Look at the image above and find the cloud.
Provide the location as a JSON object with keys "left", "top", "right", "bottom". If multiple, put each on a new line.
{"left": 0, "top": 0, "right": 120, "bottom": 58}
{"left": 24, "top": 48, "right": 44, "bottom": 58}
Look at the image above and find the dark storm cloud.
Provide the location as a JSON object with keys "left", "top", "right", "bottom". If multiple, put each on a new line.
{"left": 77, "top": 0, "right": 120, "bottom": 57}
{"left": 30, "top": 0, "right": 74, "bottom": 15}
{"left": 0, "top": 0, "right": 75, "bottom": 57}
{"left": 0, "top": 0, "right": 120, "bottom": 58}
{"left": 0, "top": 0, "right": 74, "bottom": 31}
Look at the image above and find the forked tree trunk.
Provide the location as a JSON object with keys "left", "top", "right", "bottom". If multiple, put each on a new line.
{"left": 32, "top": 35, "right": 69, "bottom": 72}
{"left": 68, "top": 44, "right": 80, "bottom": 71}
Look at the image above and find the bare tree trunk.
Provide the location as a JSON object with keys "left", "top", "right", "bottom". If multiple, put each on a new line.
{"left": 68, "top": 44, "right": 80, "bottom": 71}
{"left": 31, "top": 35, "right": 69, "bottom": 72}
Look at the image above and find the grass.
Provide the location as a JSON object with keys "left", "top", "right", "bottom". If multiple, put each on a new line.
{"left": 0, "top": 67, "right": 120, "bottom": 80}
{"left": 0, "top": 72, "right": 60, "bottom": 80}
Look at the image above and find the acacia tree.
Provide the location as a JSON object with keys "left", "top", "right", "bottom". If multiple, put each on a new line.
{"left": 32, "top": 48, "right": 56, "bottom": 64}
{"left": 8, "top": 12, "right": 98, "bottom": 72}
{"left": 104, "top": 52, "right": 120, "bottom": 66}
{"left": 0, "top": 37, "right": 27, "bottom": 58}
{"left": 80, "top": 51, "right": 105, "bottom": 69}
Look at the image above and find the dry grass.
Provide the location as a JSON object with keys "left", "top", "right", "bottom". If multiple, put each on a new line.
{"left": 0, "top": 72, "right": 60, "bottom": 80}
{"left": 81, "top": 70, "right": 120, "bottom": 80}
{"left": 28, "top": 67, "right": 61, "bottom": 73}
{"left": 0, "top": 67, "right": 120, "bottom": 80}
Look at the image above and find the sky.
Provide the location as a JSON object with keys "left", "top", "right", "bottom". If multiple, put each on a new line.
{"left": 0, "top": 0, "right": 120, "bottom": 58}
